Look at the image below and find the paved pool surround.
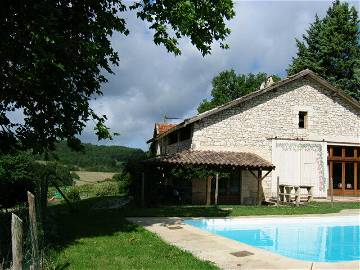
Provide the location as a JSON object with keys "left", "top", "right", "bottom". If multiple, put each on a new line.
{"left": 127, "top": 209, "right": 360, "bottom": 270}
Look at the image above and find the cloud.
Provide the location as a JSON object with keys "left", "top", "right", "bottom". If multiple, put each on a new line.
{"left": 80, "top": 0, "right": 357, "bottom": 150}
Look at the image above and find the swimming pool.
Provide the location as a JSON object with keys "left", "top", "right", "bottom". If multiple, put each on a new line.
{"left": 185, "top": 215, "right": 360, "bottom": 262}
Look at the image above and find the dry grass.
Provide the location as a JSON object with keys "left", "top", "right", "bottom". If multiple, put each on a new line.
{"left": 73, "top": 171, "right": 117, "bottom": 186}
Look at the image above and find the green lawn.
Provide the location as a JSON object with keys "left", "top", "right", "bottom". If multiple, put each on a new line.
{"left": 47, "top": 197, "right": 359, "bottom": 269}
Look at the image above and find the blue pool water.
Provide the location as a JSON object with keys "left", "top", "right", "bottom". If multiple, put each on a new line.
{"left": 185, "top": 216, "right": 360, "bottom": 262}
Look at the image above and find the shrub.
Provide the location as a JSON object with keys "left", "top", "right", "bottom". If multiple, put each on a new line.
{"left": 116, "top": 173, "right": 131, "bottom": 194}
{"left": 66, "top": 187, "right": 80, "bottom": 201}
{"left": 94, "top": 181, "right": 118, "bottom": 197}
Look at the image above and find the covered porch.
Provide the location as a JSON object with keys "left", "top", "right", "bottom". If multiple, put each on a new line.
{"left": 141, "top": 150, "right": 275, "bottom": 206}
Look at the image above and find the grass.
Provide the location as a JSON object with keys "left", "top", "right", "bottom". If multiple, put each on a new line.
{"left": 73, "top": 171, "right": 117, "bottom": 186}
{"left": 47, "top": 197, "right": 359, "bottom": 269}
{"left": 47, "top": 198, "right": 218, "bottom": 270}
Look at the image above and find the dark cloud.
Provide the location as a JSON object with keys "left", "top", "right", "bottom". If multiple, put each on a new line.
{"left": 80, "top": 1, "right": 357, "bottom": 150}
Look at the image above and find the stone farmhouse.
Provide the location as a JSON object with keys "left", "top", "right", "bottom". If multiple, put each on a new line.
{"left": 146, "top": 69, "right": 360, "bottom": 205}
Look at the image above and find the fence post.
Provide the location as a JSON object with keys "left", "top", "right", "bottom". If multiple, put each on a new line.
{"left": 28, "top": 192, "right": 40, "bottom": 270}
{"left": 11, "top": 214, "right": 23, "bottom": 270}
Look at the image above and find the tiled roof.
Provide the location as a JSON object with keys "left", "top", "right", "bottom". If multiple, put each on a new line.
{"left": 143, "top": 150, "right": 275, "bottom": 170}
{"left": 156, "top": 123, "right": 176, "bottom": 135}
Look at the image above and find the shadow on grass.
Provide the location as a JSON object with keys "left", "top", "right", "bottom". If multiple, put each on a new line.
{"left": 46, "top": 196, "right": 231, "bottom": 251}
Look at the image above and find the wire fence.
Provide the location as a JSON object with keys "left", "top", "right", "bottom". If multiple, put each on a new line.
{"left": 0, "top": 192, "right": 44, "bottom": 270}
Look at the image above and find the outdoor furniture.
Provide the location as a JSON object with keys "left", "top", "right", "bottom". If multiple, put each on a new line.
{"left": 278, "top": 184, "right": 314, "bottom": 205}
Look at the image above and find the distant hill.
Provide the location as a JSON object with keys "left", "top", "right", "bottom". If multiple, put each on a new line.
{"left": 37, "top": 142, "right": 146, "bottom": 172}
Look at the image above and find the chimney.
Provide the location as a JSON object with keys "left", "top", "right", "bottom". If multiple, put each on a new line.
{"left": 260, "top": 76, "right": 275, "bottom": 89}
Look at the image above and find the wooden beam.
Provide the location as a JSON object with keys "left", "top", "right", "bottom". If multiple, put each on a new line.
{"left": 341, "top": 161, "right": 345, "bottom": 192}
{"left": 249, "top": 170, "right": 257, "bottom": 179}
{"left": 330, "top": 177, "right": 334, "bottom": 208}
{"left": 249, "top": 169, "right": 271, "bottom": 181}
{"left": 215, "top": 173, "right": 219, "bottom": 205}
{"left": 354, "top": 162, "right": 358, "bottom": 192}
{"left": 257, "top": 170, "right": 262, "bottom": 205}
{"left": 206, "top": 176, "right": 212, "bottom": 205}
{"left": 260, "top": 170, "right": 272, "bottom": 181}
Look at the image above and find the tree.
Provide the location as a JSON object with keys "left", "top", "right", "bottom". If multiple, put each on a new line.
{"left": 197, "top": 70, "right": 280, "bottom": 113}
{"left": 287, "top": 0, "right": 360, "bottom": 101}
{"left": 0, "top": 0, "right": 235, "bottom": 153}
{"left": 0, "top": 153, "right": 35, "bottom": 208}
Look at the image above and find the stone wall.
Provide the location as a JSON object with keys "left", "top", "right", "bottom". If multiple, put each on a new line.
{"left": 165, "top": 139, "right": 192, "bottom": 154}
{"left": 191, "top": 78, "right": 360, "bottom": 197}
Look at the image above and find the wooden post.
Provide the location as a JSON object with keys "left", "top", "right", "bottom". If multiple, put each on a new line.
{"left": 276, "top": 176, "right": 280, "bottom": 206}
{"left": 295, "top": 187, "right": 300, "bottom": 207}
{"left": 11, "top": 214, "right": 23, "bottom": 270}
{"left": 141, "top": 172, "right": 145, "bottom": 207}
{"left": 27, "top": 192, "right": 40, "bottom": 270}
{"left": 257, "top": 170, "right": 262, "bottom": 206}
{"left": 215, "top": 173, "right": 219, "bottom": 205}
{"left": 330, "top": 177, "right": 334, "bottom": 208}
{"left": 206, "top": 176, "right": 212, "bottom": 205}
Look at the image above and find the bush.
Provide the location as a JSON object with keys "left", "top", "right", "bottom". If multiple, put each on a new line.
{"left": 116, "top": 173, "right": 131, "bottom": 194}
{"left": 66, "top": 187, "right": 80, "bottom": 201}
{"left": 94, "top": 181, "right": 118, "bottom": 197}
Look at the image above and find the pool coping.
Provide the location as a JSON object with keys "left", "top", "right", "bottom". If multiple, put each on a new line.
{"left": 127, "top": 209, "right": 360, "bottom": 270}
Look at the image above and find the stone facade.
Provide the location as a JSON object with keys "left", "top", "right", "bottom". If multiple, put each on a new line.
{"left": 156, "top": 77, "right": 360, "bottom": 201}
{"left": 189, "top": 78, "right": 359, "bottom": 197}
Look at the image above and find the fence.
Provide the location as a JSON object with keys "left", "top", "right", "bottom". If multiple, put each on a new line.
{"left": 0, "top": 192, "right": 43, "bottom": 270}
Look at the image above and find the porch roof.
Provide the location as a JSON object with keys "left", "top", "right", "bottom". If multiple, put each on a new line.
{"left": 143, "top": 150, "right": 275, "bottom": 171}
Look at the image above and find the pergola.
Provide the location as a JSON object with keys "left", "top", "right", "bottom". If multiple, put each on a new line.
{"left": 141, "top": 150, "right": 275, "bottom": 206}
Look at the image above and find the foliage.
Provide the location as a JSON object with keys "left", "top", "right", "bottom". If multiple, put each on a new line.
{"left": 66, "top": 187, "right": 81, "bottom": 202}
{"left": 197, "top": 70, "right": 281, "bottom": 113}
{"left": 35, "top": 141, "right": 145, "bottom": 172}
{"left": 113, "top": 173, "right": 131, "bottom": 194}
{"left": 33, "top": 162, "right": 78, "bottom": 187}
{"left": 170, "top": 165, "right": 230, "bottom": 181}
{"left": 287, "top": 0, "right": 360, "bottom": 101}
{"left": 0, "top": 153, "right": 35, "bottom": 208}
{"left": 94, "top": 181, "right": 119, "bottom": 197}
{"left": 67, "top": 180, "right": 120, "bottom": 199}
{"left": 0, "top": 0, "right": 235, "bottom": 154}
{"left": 122, "top": 152, "right": 148, "bottom": 203}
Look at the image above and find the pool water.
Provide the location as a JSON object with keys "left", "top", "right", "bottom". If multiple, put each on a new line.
{"left": 185, "top": 216, "right": 360, "bottom": 262}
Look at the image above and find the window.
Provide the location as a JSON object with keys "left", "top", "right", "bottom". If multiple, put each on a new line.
{"left": 333, "top": 146, "right": 342, "bottom": 157}
{"left": 298, "top": 111, "right": 308, "bottom": 128}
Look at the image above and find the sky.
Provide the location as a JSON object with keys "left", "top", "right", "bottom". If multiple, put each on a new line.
{"left": 80, "top": 0, "right": 359, "bottom": 150}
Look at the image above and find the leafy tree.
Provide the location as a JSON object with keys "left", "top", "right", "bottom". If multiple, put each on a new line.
{"left": 197, "top": 70, "right": 280, "bottom": 113}
{"left": 287, "top": 0, "right": 360, "bottom": 101}
{"left": 0, "top": 0, "right": 235, "bottom": 154}
{"left": 0, "top": 153, "right": 35, "bottom": 208}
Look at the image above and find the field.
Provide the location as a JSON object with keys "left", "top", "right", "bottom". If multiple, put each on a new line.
{"left": 48, "top": 197, "right": 360, "bottom": 269}
{"left": 73, "top": 171, "right": 117, "bottom": 186}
